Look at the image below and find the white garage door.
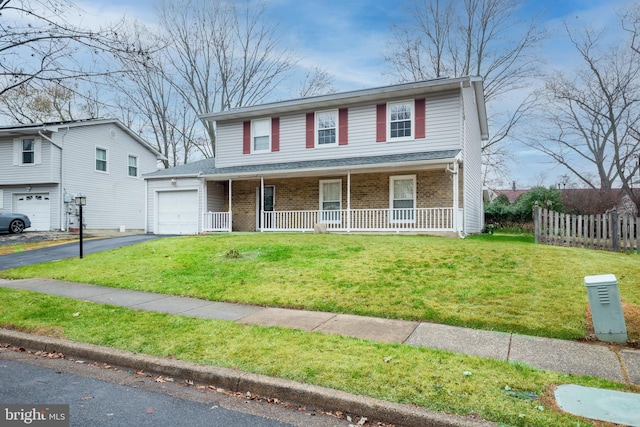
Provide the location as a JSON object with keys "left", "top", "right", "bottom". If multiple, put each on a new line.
{"left": 157, "top": 190, "right": 199, "bottom": 234}
{"left": 15, "top": 193, "right": 50, "bottom": 231}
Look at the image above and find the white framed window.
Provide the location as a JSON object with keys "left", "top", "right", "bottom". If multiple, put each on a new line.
{"left": 13, "top": 138, "right": 41, "bottom": 165}
{"left": 316, "top": 110, "right": 337, "bottom": 146}
{"left": 319, "top": 179, "right": 342, "bottom": 224}
{"left": 128, "top": 155, "right": 138, "bottom": 177}
{"left": 388, "top": 100, "right": 413, "bottom": 141}
{"left": 96, "top": 147, "right": 108, "bottom": 172}
{"left": 252, "top": 118, "right": 271, "bottom": 152}
{"left": 390, "top": 175, "right": 416, "bottom": 223}
{"left": 22, "top": 139, "right": 35, "bottom": 164}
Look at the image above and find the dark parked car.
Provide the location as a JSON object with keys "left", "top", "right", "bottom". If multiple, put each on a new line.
{"left": 0, "top": 213, "right": 32, "bottom": 234}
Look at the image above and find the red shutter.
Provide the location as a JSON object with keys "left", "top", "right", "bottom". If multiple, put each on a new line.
{"left": 415, "top": 99, "right": 425, "bottom": 139}
{"left": 376, "top": 104, "right": 386, "bottom": 142}
{"left": 243, "top": 121, "right": 251, "bottom": 154}
{"left": 271, "top": 117, "right": 280, "bottom": 152}
{"left": 338, "top": 108, "right": 348, "bottom": 145}
{"left": 306, "top": 113, "right": 315, "bottom": 148}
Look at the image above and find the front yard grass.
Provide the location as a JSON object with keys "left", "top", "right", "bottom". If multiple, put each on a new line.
{"left": 0, "top": 288, "right": 633, "bottom": 427}
{"left": 1, "top": 233, "right": 639, "bottom": 425}
{"left": 2, "top": 233, "right": 639, "bottom": 341}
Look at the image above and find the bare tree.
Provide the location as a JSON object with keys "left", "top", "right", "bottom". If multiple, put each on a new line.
{"left": 0, "top": 0, "right": 150, "bottom": 99}
{"left": 524, "top": 21, "right": 640, "bottom": 211}
{"left": 156, "top": 0, "right": 298, "bottom": 157}
{"left": 104, "top": 21, "right": 198, "bottom": 168}
{"left": 295, "top": 66, "right": 337, "bottom": 98}
{"left": 386, "top": 0, "right": 545, "bottom": 184}
{"left": 0, "top": 82, "right": 74, "bottom": 123}
{"left": 0, "top": 78, "right": 112, "bottom": 123}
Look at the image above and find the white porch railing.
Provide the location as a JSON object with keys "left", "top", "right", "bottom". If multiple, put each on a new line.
{"left": 263, "top": 208, "right": 457, "bottom": 232}
{"left": 203, "top": 211, "right": 231, "bottom": 232}
{"left": 203, "top": 208, "right": 460, "bottom": 232}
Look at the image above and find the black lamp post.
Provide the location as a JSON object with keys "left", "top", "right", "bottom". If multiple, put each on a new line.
{"left": 74, "top": 195, "right": 86, "bottom": 259}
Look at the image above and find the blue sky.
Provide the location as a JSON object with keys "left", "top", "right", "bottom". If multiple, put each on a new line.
{"left": 77, "top": 0, "right": 633, "bottom": 188}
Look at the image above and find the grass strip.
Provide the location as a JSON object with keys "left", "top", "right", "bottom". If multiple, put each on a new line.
{"left": 0, "top": 288, "right": 634, "bottom": 427}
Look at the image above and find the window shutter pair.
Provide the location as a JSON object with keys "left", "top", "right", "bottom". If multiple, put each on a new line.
{"left": 306, "top": 109, "right": 349, "bottom": 148}
{"left": 243, "top": 118, "right": 280, "bottom": 154}
{"left": 13, "top": 138, "right": 42, "bottom": 164}
{"left": 376, "top": 99, "right": 426, "bottom": 142}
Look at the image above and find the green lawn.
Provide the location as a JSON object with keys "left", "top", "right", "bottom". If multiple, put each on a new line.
{"left": 0, "top": 288, "right": 630, "bottom": 427}
{"left": 1, "top": 232, "right": 639, "bottom": 426}
{"left": 2, "top": 233, "right": 638, "bottom": 340}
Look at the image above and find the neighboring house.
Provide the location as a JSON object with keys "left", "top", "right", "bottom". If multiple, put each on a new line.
{"left": 144, "top": 76, "right": 489, "bottom": 235}
{"left": 0, "top": 119, "right": 165, "bottom": 232}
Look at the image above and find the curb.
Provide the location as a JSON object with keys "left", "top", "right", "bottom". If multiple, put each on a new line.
{"left": 0, "top": 329, "right": 495, "bottom": 427}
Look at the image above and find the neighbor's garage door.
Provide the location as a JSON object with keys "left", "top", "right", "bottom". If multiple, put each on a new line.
{"left": 156, "top": 190, "right": 199, "bottom": 234}
{"left": 15, "top": 193, "right": 50, "bottom": 231}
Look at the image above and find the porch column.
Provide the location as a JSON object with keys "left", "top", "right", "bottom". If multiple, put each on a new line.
{"left": 260, "top": 176, "right": 264, "bottom": 232}
{"left": 228, "top": 179, "right": 233, "bottom": 232}
{"left": 347, "top": 170, "right": 351, "bottom": 233}
{"left": 452, "top": 161, "right": 459, "bottom": 232}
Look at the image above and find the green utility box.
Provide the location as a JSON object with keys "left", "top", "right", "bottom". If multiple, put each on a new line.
{"left": 584, "top": 274, "right": 627, "bottom": 344}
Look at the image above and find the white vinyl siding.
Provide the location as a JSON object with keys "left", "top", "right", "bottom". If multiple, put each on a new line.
{"left": 60, "top": 123, "right": 160, "bottom": 231}
{"left": 213, "top": 91, "right": 461, "bottom": 169}
{"left": 146, "top": 178, "right": 204, "bottom": 234}
{"left": 461, "top": 85, "right": 484, "bottom": 233}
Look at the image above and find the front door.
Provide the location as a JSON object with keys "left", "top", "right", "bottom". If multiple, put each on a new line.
{"left": 256, "top": 185, "right": 275, "bottom": 230}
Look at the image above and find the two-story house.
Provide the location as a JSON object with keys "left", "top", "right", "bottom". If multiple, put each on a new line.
{"left": 0, "top": 119, "right": 165, "bottom": 232}
{"left": 144, "top": 77, "right": 489, "bottom": 235}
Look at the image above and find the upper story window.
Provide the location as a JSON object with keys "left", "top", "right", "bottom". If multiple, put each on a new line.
{"left": 316, "top": 110, "right": 337, "bottom": 145}
{"left": 252, "top": 118, "right": 271, "bottom": 152}
{"left": 128, "top": 155, "right": 138, "bottom": 177}
{"left": 96, "top": 147, "right": 108, "bottom": 172}
{"left": 13, "top": 137, "right": 41, "bottom": 166}
{"left": 22, "top": 139, "right": 35, "bottom": 164}
{"left": 243, "top": 118, "right": 279, "bottom": 154}
{"left": 388, "top": 101, "right": 413, "bottom": 140}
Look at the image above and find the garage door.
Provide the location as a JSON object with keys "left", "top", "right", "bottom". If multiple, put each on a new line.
{"left": 157, "top": 190, "right": 199, "bottom": 234}
{"left": 15, "top": 193, "right": 50, "bottom": 231}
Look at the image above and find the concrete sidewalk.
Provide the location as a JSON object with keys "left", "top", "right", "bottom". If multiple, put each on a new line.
{"left": 2, "top": 277, "right": 639, "bottom": 387}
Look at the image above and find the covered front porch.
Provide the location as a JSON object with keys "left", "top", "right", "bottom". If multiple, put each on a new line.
{"left": 202, "top": 161, "right": 464, "bottom": 234}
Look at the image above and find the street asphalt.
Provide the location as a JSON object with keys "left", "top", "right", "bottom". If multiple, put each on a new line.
{"left": 0, "top": 233, "right": 639, "bottom": 426}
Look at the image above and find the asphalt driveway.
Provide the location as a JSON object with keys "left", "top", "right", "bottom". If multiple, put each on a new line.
{"left": 0, "top": 234, "right": 165, "bottom": 270}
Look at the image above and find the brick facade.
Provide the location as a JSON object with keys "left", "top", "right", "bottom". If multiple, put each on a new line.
{"left": 220, "top": 169, "right": 463, "bottom": 232}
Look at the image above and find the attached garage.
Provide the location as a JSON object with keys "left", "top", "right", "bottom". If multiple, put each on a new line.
{"left": 15, "top": 193, "right": 50, "bottom": 231}
{"left": 156, "top": 190, "right": 199, "bottom": 234}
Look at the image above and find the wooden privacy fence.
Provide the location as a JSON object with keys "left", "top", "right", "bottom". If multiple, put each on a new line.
{"left": 533, "top": 206, "right": 639, "bottom": 252}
